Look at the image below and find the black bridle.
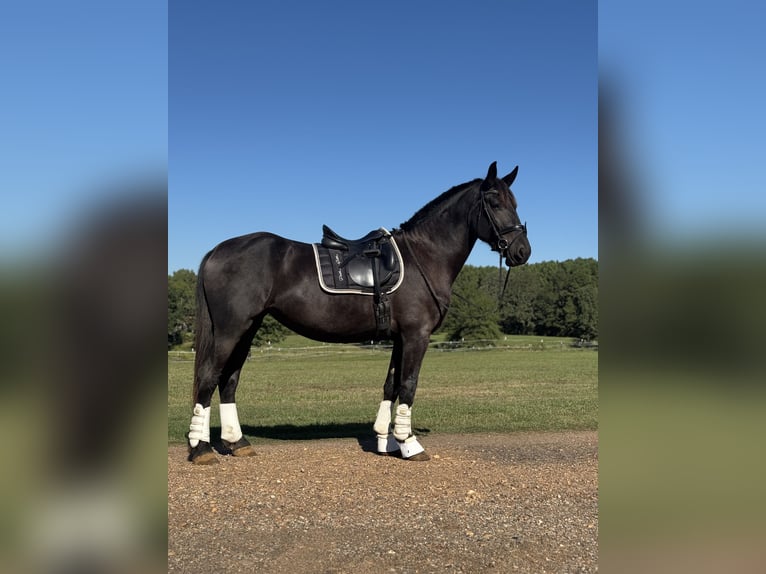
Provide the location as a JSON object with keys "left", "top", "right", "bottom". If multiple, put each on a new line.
{"left": 405, "top": 184, "right": 530, "bottom": 318}
{"left": 479, "top": 189, "right": 528, "bottom": 260}
{"left": 478, "top": 188, "right": 528, "bottom": 303}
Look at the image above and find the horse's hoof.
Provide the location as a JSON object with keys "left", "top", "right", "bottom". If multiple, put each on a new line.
{"left": 377, "top": 449, "right": 402, "bottom": 458}
{"left": 222, "top": 437, "right": 257, "bottom": 457}
{"left": 398, "top": 437, "right": 429, "bottom": 461}
{"left": 406, "top": 451, "right": 431, "bottom": 462}
{"left": 188, "top": 441, "right": 219, "bottom": 465}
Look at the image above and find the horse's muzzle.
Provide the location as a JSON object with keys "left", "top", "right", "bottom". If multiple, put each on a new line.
{"left": 505, "top": 240, "right": 531, "bottom": 267}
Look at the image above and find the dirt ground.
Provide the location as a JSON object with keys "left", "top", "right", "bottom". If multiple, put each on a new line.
{"left": 168, "top": 431, "right": 598, "bottom": 573}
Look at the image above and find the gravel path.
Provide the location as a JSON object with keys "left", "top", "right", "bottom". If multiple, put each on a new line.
{"left": 168, "top": 431, "right": 598, "bottom": 573}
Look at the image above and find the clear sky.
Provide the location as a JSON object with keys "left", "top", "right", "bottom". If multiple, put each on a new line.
{"left": 168, "top": 0, "right": 598, "bottom": 272}
{"left": 3, "top": 2, "right": 763, "bottom": 275}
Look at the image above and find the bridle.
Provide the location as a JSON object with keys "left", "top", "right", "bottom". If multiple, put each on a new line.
{"left": 477, "top": 188, "right": 529, "bottom": 303}
{"left": 478, "top": 188, "right": 528, "bottom": 261}
{"left": 401, "top": 184, "right": 530, "bottom": 318}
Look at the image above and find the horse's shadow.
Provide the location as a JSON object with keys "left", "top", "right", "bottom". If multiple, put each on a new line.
{"left": 209, "top": 423, "right": 431, "bottom": 455}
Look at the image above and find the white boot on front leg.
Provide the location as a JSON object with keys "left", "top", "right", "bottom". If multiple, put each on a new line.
{"left": 393, "top": 404, "right": 429, "bottom": 461}
{"left": 399, "top": 436, "right": 427, "bottom": 459}
{"left": 373, "top": 400, "right": 400, "bottom": 455}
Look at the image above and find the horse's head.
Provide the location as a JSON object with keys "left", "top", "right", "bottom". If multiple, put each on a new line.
{"left": 476, "top": 161, "right": 531, "bottom": 267}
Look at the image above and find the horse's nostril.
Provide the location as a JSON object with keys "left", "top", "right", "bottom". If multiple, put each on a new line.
{"left": 515, "top": 245, "right": 530, "bottom": 264}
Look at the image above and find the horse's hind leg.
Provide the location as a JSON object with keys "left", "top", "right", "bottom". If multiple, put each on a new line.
{"left": 218, "top": 367, "right": 256, "bottom": 457}
{"left": 188, "top": 349, "right": 222, "bottom": 464}
{"left": 215, "top": 313, "right": 267, "bottom": 457}
{"left": 188, "top": 320, "right": 260, "bottom": 464}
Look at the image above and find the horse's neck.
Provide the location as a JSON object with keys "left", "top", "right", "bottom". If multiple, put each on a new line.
{"left": 403, "top": 188, "right": 479, "bottom": 289}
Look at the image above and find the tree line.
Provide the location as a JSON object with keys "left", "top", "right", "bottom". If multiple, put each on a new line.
{"left": 440, "top": 258, "right": 598, "bottom": 342}
{"left": 168, "top": 258, "right": 598, "bottom": 348}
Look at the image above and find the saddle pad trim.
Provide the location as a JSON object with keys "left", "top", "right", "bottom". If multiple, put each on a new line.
{"left": 312, "top": 230, "right": 405, "bottom": 296}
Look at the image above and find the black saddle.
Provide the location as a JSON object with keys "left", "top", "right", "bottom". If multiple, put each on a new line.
{"left": 321, "top": 225, "right": 388, "bottom": 252}
{"left": 314, "top": 226, "right": 403, "bottom": 339}
{"left": 320, "top": 225, "right": 397, "bottom": 287}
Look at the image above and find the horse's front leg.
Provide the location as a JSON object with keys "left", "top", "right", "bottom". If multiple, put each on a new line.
{"left": 393, "top": 332, "right": 430, "bottom": 461}
{"left": 373, "top": 338, "right": 402, "bottom": 456}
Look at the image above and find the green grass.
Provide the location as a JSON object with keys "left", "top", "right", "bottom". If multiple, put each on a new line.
{"left": 168, "top": 337, "right": 597, "bottom": 443}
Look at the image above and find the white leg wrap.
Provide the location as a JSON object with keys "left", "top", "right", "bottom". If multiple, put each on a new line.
{"left": 219, "top": 403, "right": 243, "bottom": 443}
{"left": 398, "top": 436, "right": 426, "bottom": 459}
{"left": 188, "top": 403, "right": 210, "bottom": 448}
{"left": 373, "top": 400, "right": 393, "bottom": 436}
{"left": 393, "top": 403, "right": 412, "bottom": 441}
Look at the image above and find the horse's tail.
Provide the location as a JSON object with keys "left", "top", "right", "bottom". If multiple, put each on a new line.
{"left": 192, "top": 251, "right": 215, "bottom": 405}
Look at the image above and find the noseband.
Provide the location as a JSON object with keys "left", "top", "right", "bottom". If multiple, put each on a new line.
{"left": 479, "top": 189, "right": 528, "bottom": 259}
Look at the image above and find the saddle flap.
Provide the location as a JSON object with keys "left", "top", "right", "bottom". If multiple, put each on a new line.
{"left": 346, "top": 256, "right": 395, "bottom": 288}
{"left": 346, "top": 258, "right": 375, "bottom": 287}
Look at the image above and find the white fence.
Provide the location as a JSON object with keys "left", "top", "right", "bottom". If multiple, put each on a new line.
{"left": 168, "top": 338, "right": 595, "bottom": 361}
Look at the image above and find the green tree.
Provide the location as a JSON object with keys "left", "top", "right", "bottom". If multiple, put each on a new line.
{"left": 443, "top": 266, "right": 502, "bottom": 342}
{"left": 500, "top": 265, "right": 539, "bottom": 334}
{"left": 167, "top": 268, "right": 292, "bottom": 349}
{"left": 168, "top": 269, "right": 197, "bottom": 348}
{"left": 528, "top": 259, "right": 598, "bottom": 339}
{"left": 555, "top": 259, "right": 598, "bottom": 339}
{"left": 251, "top": 315, "right": 290, "bottom": 347}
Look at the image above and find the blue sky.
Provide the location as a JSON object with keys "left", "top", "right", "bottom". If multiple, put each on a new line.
{"left": 169, "top": 0, "right": 598, "bottom": 272}
{"left": 2, "top": 2, "right": 763, "bottom": 275}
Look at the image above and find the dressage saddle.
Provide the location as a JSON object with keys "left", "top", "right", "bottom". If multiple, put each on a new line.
{"left": 314, "top": 225, "right": 404, "bottom": 339}
{"left": 320, "top": 225, "right": 397, "bottom": 288}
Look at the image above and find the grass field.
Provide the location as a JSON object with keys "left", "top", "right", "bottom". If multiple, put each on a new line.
{"left": 168, "top": 335, "right": 597, "bottom": 443}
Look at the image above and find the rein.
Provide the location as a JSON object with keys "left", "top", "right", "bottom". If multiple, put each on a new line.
{"left": 477, "top": 189, "right": 527, "bottom": 306}
{"left": 398, "top": 231, "right": 450, "bottom": 321}
{"left": 450, "top": 255, "right": 510, "bottom": 314}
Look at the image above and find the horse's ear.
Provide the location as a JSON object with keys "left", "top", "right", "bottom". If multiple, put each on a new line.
{"left": 481, "top": 161, "right": 498, "bottom": 190}
{"left": 502, "top": 166, "right": 519, "bottom": 187}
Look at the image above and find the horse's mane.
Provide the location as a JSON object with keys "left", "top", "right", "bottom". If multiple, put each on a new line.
{"left": 399, "top": 179, "right": 480, "bottom": 231}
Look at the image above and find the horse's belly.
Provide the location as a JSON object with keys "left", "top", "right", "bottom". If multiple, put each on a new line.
{"left": 270, "top": 292, "right": 382, "bottom": 344}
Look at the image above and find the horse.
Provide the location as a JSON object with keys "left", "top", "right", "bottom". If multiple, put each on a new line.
{"left": 187, "top": 161, "right": 531, "bottom": 464}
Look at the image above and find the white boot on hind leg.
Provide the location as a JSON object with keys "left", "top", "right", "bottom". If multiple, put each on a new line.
{"left": 220, "top": 403, "right": 243, "bottom": 443}
{"left": 220, "top": 403, "right": 256, "bottom": 456}
{"left": 188, "top": 403, "right": 211, "bottom": 448}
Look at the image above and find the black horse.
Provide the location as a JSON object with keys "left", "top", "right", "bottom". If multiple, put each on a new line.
{"left": 187, "top": 162, "right": 530, "bottom": 464}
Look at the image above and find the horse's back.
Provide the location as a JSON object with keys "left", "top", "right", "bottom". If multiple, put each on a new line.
{"left": 202, "top": 232, "right": 310, "bottom": 274}
{"left": 199, "top": 232, "right": 311, "bottom": 310}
